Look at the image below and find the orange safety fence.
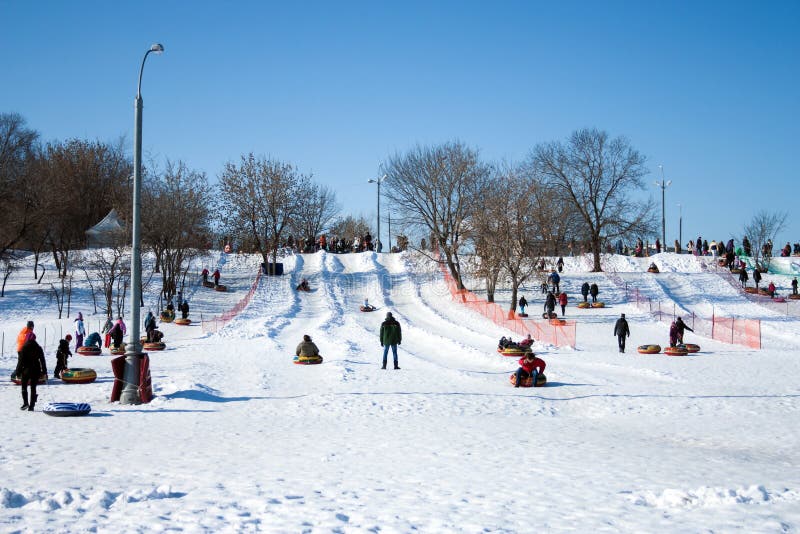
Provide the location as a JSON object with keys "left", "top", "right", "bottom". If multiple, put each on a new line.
{"left": 201, "top": 270, "right": 262, "bottom": 334}
{"left": 605, "top": 272, "right": 761, "bottom": 349}
{"left": 439, "top": 263, "right": 576, "bottom": 348}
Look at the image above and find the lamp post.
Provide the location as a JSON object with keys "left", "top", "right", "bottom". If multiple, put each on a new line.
{"left": 120, "top": 43, "right": 164, "bottom": 405}
{"left": 655, "top": 165, "right": 671, "bottom": 254}
{"left": 367, "top": 174, "right": 387, "bottom": 252}
{"left": 677, "top": 203, "right": 682, "bottom": 252}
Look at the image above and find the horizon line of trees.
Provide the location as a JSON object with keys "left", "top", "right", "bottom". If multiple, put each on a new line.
{"left": 1, "top": 112, "right": 790, "bottom": 316}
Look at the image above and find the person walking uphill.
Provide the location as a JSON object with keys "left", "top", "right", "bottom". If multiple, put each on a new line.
{"left": 16, "top": 320, "right": 35, "bottom": 357}
{"left": 213, "top": 269, "right": 221, "bottom": 287}
{"left": 753, "top": 268, "right": 762, "bottom": 290}
{"left": 380, "top": 312, "right": 402, "bottom": 369}
{"left": 16, "top": 335, "right": 46, "bottom": 411}
{"left": 613, "top": 313, "right": 630, "bottom": 353}
{"left": 739, "top": 268, "right": 749, "bottom": 288}
{"left": 74, "top": 312, "right": 85, "bottom": 352}
{"left": 590, "top": 283, "right": 599, "bottom": 304}
{"left": 558, "top": 292, "right": 568, "bottom": 316}
{"left": 518, "top": 296, "right": 528, "bottom": 315}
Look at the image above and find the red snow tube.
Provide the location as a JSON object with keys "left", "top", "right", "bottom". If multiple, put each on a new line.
{"left": 60, "top": 368, "right": 97, "bottom": 384}
{"left": 773, "top": 296, "right": 786, "bottom": 303}
{"left": 214, "top": 285, "right": 228, "bottom": 292}
{"left": 664, "top": 346, "right": 689, "bottom": 356}
{"left": 509, "top": 373, "right": 547, "bottom": 388}
{"left": 744, "top": 287, "right": 758, "bottom": 294}
{"left": 77, "top": 346, "right": 102, "bottom": 356}
{"left": 637, "top": 344, "right": 661, "bottom": 354}
{"left": 11, "top": 373, "right": 47, "bottom": 385}
{"left": 360, "top": 306, "right": 376, "bottom": 312}
{"left": 790, "top": 294, "right": 800, "bottom": 300}
{"left": 680, "top": 343, "right": 700, "bottom": 353}
{"left": 293, "top": 355, "right": 323, "bottom": 365}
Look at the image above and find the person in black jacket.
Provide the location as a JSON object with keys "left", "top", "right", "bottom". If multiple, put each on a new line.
{"left": 144, "top": 311, "right": 157, "bottom": 342}
{"left": 544, "top": 292, "right": 556, "bottom": 316}
{"left": 753, "top": 268, "right": 762, "bottom": 290}
{"left": 518, "top": 296, "right": 528, "bottom": 315}
{"left": 589, "top": 283, "right": 599, "bottom": 303}
{"left": 675, "top": 317, "right": 694, "bottom": 344}
{"left": 613, "top": 313, "right": 630, "bottom": 353}
{"left": 581, "top": 282, "right": 590, "bottom": 302}
{"left": 16, "top": 336, "right": 46, "bottom": 411}
{"left": 792, "top": 277, "right": 798, "bottom": 296}
{"left": 54, "top": 335, "right": 72, "bottom": 379}
{"left": 180, "top": 300, "right": 190, "bottom": 319}
{"left": 739, "top": 268, "right": 749, "bottom": 288}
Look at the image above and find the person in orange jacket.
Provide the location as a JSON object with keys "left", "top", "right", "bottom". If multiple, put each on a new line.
{"left": 514, "top": 352, "right": 546, "bottom": 387}
{"left": 16, "top": 320, "right": 35, "bottom": 357}
{"left": 558, "top": 292, "right": 568, "bottom": 316}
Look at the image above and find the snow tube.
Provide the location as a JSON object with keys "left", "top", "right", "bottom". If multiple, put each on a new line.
{"left": 679, "top": 343, "right": 700, "bottom": 353}
{"left": 360, "top": 306, "right": 377, "bottom": 312}
{"left": 10, "top": 373, "right": 47, "bottom": 385}
{"left": 773, "top": 296, "right": 786, "bottom": 303}
{"left": 789, "top": 294, "right": 800, "bottom": 300}
{"left": 175, "top": 318, "right": 191, "bottom": 325}
{"left": 497, "top": 346, "right": 529, "bottom": 357}
{"left": 542, "top": 311, "right": 557, "bottom": 319}
{"left": 160, "top": 310, "right": 175, "bottom": 322}
{"left": 43, "top": 402, "right": 91, "bottom": 417}
{"left": 758, "top": 289, "right": 770, "bottom": 296}
{"left": 509, "top": 373, "right": 547, "bottom": 388}
{"left": 110, "top": 345, "right": 126, "bottom": 355}
{"left": 730, "top": 268, "right": 742, "bottom": 274}
{"left": 60, "top": 368, "right": 97, "bottom": 384}
{"left": 143, "top": 341, "right": 166, "bottom": 351}
{"left": 549, "top": 318, "right": 566, "bottom": 325}
{"left": 202, "top": 280, "right": 215, "bottom": 288}
{"left": 647, "top": 267, "right": 660, "bottom": 273}
{"left": 214, "top": 284, "right": 228, "bottom": 292}
{"left": 664, "top": 346, "right": 689, "bottom": 356}
{"left": 591, "top": 302, "right": 605, "bottom": 308}
{"left": 637, "top": 344, "right": 661, "bottom": 354}
{"left": 293, "top": 354, "right": 323, "bottom": 365}
{"left": 744, "top": 287, "right": 758, "bottom": 294}
{"left": 517, "top": 312, "right": 529, "bottom": 318}
{"left": 576, "top": 301, "right": 590, "bottom": 309}
{"left": 77, "top": 346, "right": 102, "bottom": 356}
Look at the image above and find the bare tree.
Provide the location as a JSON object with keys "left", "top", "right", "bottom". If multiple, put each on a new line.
{"left": 1, "top": 253, "right": 19, "bottom": 297}
{"left": 84, "top": 243, "right": 130, "bottom": 320}
{"left": 383, "top": 142, "right": 491, "bottom": 288}
{"left": 217, "top": 153, "right": 308, "bottom": 273}
{"left": 142, "top": 160, "right": 212, "bottom": 302}
{"left": 743, "top": 210, "right": 787, "bottom": 271}
{"left": 0, "top": 113, "right": 39, "bottom": 260}
{"left": 293, "top": 183, "right": 340, "bottom": 244}
{"left": 525, "top": 128, "right": 656, "bottom": 271}
{"left": 329, "top": 215, "right": 371, "bottom": 244}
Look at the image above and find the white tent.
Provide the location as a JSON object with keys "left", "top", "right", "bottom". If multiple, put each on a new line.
{"left": 85, "top": 209, "right": 126, "bottom": 248}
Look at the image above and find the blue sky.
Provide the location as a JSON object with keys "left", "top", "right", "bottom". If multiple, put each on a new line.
{"left": 2, "top": 1, "right": 798, "bottom": 249}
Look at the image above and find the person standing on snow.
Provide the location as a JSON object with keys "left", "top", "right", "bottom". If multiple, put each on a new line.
{"left": 74, "top": 312, "right": 85, "bottom": 352}
{"left": 144, "top": 311, "right": 157, "bottom": 342}
{"left": 739, "top": 268, "right": 749, "bottom": 288}
{"left": 792, "top": 277, "right": 798, "bottom": 296}
{"left": 613, "top": 313, "right": 630, "bottom": 353}
{"left": 558, "top": 292, "right": 568, "bottom": 316}
{"left": 54, "top": 334, "right": 72, "bottom": 379}
{"left": 581, "top": 282, "right": 590, "bottom": 302}
{"left": 213, "top": 269, "right": 221, "bottom": 287}
{"left": 518, "top": 296, "right": 528, "bottom": 315}
{"left": 180, "top": 300, "right": 190, "bottom": 320}
{"left": 544, "top": 291, "right": 556, "bottom": 317}
{"left": 589, "top": 283, "right": 599, "bottom": 303}
{"left": 753, "top": 268, "right": 762, "bottom": 290}
{"left": 16, "top": 320, "right": 35, "bottom": 358}
{"left": 16, "top": 335, "right": 46, "bottom": 411}
{"left": 674, "top": 317, "right": 694, "bottom": 345}
{"left": 556, "top": 257, "right": 564, "bottom": 273}
{"left": 379, "top": 312, "right": 402, "bottom": 370}
{"left": 669, "top": 320, "right": 680, "bottom": 347}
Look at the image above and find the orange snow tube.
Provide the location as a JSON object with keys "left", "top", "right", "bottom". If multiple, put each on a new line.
{"left": 664, "top": 346, "right": 689, "bottom": 356}
{"left": 576, "top": 302, "right": 590, "bottom": 309}
{"left": 680, "top": 343, "right": 700, "bottom": 353}
{"left": 143, "top": 342, "right": 166, "bottom": 351}
{"left": 175, "top": 318, "right": 192, "bottom": 325}
{"left": 591, "top": 302, "right": 605, "bottom": 308}
{"left": 637, "top": 344, "right": 661, "bottom": 354}
{"left": 509, "top": 373, "right": 547, "bottom": 388}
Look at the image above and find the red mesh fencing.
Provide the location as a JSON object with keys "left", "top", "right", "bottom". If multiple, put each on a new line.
{"left": 440, "top": 263, "right": 577, "bottom": 348}
{"left": 604, "top": 271, "right": 761, "bottom": 349}
{"left": 201, "top": 270, "right": 262, "bottom": 334}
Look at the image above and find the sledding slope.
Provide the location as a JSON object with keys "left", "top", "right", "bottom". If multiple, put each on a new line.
{"left": 1, "top": 250, "right": 800, "bottom": 532}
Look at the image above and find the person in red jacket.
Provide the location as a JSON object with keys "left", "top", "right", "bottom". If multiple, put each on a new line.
{"left": 201, "top": 268, "right": 209, "bottom": 284}
{"left": 213, "top": 269, "right": 221, "bottom": 287}
{"left": 558, "top": 292, "right": 568, "bottom": 316}
{"left": 514, "top": 352, "right": 546, "bottom": 387}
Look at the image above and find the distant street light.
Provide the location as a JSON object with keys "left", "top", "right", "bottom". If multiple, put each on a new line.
{"left": 367, "top": 174, "right": 387, "bottom": 252}
{"left": 655, "top": 165, "right": 671, "bottom": 253}
{"left": 677, "top": 203, "right": 683, "bottom": 252}
{"left": 120, "top": 43, "right": 164, "bottom": 405}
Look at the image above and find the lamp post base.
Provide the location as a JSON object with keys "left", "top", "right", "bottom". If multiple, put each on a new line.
{"left": 119, "top": 351, "right": 143, "bottom": 405}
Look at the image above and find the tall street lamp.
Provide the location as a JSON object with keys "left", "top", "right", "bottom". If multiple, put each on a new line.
{"left": 367, "top": 174, "right": 387, "bottom": 252}
{"left": 121, "top": 43, "right": 164, "bottom": 405}
{"left": 655, "top": 165, "right": 671, "bottom": 254}
{"left": 677, "top": 203, "right": 682, "bottom": 252}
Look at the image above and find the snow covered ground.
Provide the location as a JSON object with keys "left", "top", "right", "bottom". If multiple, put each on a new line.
{"left": 1, "top": 250, "right": 799, "bottom": 532}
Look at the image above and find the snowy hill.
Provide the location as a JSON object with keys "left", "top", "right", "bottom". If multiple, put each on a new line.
{"left": 1, "top": 250, "right": 799, "bottom": 532}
